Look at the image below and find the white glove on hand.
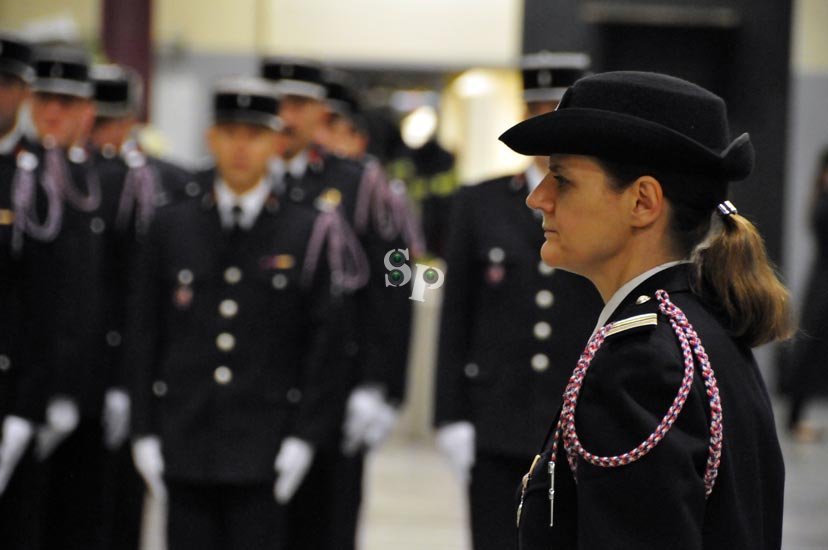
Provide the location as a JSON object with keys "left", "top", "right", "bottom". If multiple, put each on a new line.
{"left": 273, "top": 437, "right": 314, "bottom": 504}
{"left": 0, "top": 415, "right": 34, "bottom": 495}
{"left": 102, "top": 388, "right": 131, "bottom": 450}
{"left": 342, "top": 386, "right": 399, "bottom": 455}
{"left": 35, "top": 397, "right": 80, "bottom": 460}
{"left": 132, "top": 436, "right": 166, "bottom": 500}
{"left": 436, "top": 421, "right": 475, "bottom": 484}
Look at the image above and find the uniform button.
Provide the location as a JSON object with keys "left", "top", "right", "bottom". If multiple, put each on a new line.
{"left": 90, "top": 217, "right": 106, "bottom": 234}
{"left": 216, "top": 332, "right": 236, "bottom": 352}
{"left": 152, "top": 381, "right": 168, "bottom": 397}
{"left": 289, "top": 187, "right": 305, "bottom": 202}
{"left": 272, "top": 274, "right": 288, "bottom": 290}
{"left": 533, "top": 322, "right": 552, "bottom": 340}
{"left": 219, "top": 299, "right": 239, "bottom": 318}
{"left": 287, "top": 388, "right": 302, "bottom": 403}
{"left": 464, "top": 363, "right": 479, "bottom": 379}
{"left": 488, "top": 247, "right": 505, "bottom": 264}
{"left": 102, "top": 144, "right": 117, "bottom": 159}
{"left": 214, "top": 366, "right": 233, "bottom": 385}
{"left": 538, "top": 261, "right": 555, "bottom": 276}
{"left": 224, "top": 267, "right": 243, "bottom": 285}
{"left": 535, "top": 290, "right": 554, "bottom": 309}
{"left": 106, "top": 330, "right": 122, "bottom": 347}
{"left": 0, "top": 355, "right": 11, "bottom": 372}
{"left": 531, "top": 353, "right": 549, "bottom": 372}
{"left": 636, "top": 295, "right": 651, "bottom": 305}
{"left": 185, "top": 181, "right": 201, "bottom": 197}
{"left": 177, "top": 269, "right": 194, "bottom": 285}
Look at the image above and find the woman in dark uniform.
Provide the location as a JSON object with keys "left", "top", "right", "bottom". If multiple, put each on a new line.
{"left": 498, "top": 71, "right": 791, "bottom": 549}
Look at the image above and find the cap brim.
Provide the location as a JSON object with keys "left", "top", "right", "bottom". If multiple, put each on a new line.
{"left": 32, "top": 78, "right": 93, "bottom": 98}
{"left": 499, "top": 108, "right": 753, "bottom": 180}
{"left": 274, "top": 80, "right": 326, "bottom": 100}
{"left": 215, "top": 110, "right": 283, "bottom": 132}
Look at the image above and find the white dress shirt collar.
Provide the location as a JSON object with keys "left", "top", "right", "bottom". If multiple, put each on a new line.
{"left": 270, "top": 149, "right": 309, "bottom": 183}
{"left": 214, "top": 177, "right": 270, "bottom": 230}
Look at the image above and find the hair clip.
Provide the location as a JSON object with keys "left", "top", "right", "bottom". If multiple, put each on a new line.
{"left": 717, "top": 200, "right": 738, "bottom": 217}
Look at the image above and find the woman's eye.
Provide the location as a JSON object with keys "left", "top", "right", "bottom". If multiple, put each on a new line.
{"left": 554, "top": 175, "right": 570, "bottom": 187}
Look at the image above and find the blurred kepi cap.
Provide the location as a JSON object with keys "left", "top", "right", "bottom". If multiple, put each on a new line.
{"left": 0, "top": 33, "right": 34, "bottom": 83}
{"left": 521, "top": 51, "right": 590, "bottom": 103}
{"left": 213, "top": 76, "right": 282, "bottom": 131}
{"left": 91, "top": 64, "right": 143, "bottom": 118}
{"left": 323, "top": 69, "right": 360, "bottom": 119}
{"left": 31, "top": 46, "right": 93, "bottom": 98}
{"left": 260, "top": 57, "right": 327, "bottom": 100}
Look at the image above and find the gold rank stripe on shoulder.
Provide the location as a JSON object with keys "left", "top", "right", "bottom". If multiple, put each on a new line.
{"left": 0, "top": 209, "right": 14, "bottom": 226}
{"left": 606, "top": 313, "right": 658, "bottom": 337}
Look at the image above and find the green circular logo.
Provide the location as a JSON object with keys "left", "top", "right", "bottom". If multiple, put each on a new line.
{"left": 390, "top": 251, "right": 405, "bottom": 266}
{"left": 389, "top": 270, "right": 404, "bottom": 284}
{"left": 424, "top": 268, "right": 438, "bottom": 284}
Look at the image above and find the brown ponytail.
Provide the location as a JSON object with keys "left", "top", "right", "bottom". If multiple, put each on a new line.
{"left": 692, "top": 213, "right": 793, "bottom": 347}
{"left": 599, "top": 158, "right": 793, "bottom": 347}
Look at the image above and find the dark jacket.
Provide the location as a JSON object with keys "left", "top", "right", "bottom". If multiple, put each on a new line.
{"left": 434, "top": 174, "right": 603, "bottom": 457}
{"left": 280, "top": 148, "right": 414, "bottom": 405}
{"left": 518, "top": 265, "right": 785, "bottom": 550}
{"left": 125, "top": 171, "right": 345, "bottom": 483}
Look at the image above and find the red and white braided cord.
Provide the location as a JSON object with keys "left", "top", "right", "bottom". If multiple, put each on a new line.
{"left": 549, "top": 290, "right": 724, "bottom": 498}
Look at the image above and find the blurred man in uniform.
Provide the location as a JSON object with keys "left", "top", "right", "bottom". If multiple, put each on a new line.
{"left": 89, "top": 63, "right": 194, "bottom": 550}
{"left": 126, "top": 76, "right": 346, "bottom": 550}
{"left": 0, "top": 31, "right": 46, "bottom": 550}
{"left": 0, "top": 45, "right": 117, "bottom": 550}
{"left": 261, "top": 58, "right": 417, "bottom": 550}
{"left": 433, "top": 52, "right": 603, "bottom": 550}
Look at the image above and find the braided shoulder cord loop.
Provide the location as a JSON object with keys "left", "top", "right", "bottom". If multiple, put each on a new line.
{"left": 549, "top": 290, "right": 724, "bottom": 499}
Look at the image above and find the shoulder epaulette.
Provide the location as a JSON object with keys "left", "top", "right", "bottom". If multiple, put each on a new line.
{"left": 606, "top": 313, "right": 658, "bottom": 337}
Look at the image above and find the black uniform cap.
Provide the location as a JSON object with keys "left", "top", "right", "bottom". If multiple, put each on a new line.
{"left": 31, "top": 46, "right": 92, "bottom": 98}
{"left": 500, "top": 71, "right": 754, "bottom": 186}
{"left": 213, "top": 76, "right": 282, "bottom": 131}
{"left": 323, "top": 69, "right": 360, "bottom": 119}
{"left": 521, "top": 51, "right": 590, "bottom": 103}
{"left": 0, "top": 33, "right": 34, "bottom": 83}
{"left": 260, "top": 57, "right": 327, "bottom": 100}
{"left": 91, "top": 64, "right": 143, "bottom": 118}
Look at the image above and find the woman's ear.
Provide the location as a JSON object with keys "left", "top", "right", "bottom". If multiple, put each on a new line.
{"left": 628, "top": 175, "right": 665, "bottom": 228}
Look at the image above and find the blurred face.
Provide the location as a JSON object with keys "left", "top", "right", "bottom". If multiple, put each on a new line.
{"left": 322, "top": 114, "right": 367, "bottom": 159}
{"left": 208, "top": 122, "right": 278, "bottom": 194}
{"left": 90, "top": 116, "right": 135, "bottom": 150}
{"left": 278, "top": 94, "right": 327, "bottom": 159}
{"left": 30, "top": 92, "right": 92, "bottom": 148}
{"left": 526, "top": 154, "right": 629, "bottom": 279}
{"left": 0, "top": 73, "right": 28, "bottom": 137}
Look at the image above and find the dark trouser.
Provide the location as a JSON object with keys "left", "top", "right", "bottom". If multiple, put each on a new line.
{"left": 101, "top": 443, "right": 144, "bottom": 550}
{"left": 469, "top": 452, "right": 528, "bottom": 550}
{"left": 0, "top": 442, "right": 45, "bottom": 550}
{"left": 287, "top": 447, "right": 364, "bottom": 550}
{"left": 40, "top": 419, "right": 106, "bottom": 550}
{"left": 167, "top": 480, "right": 287, "bottom": 550}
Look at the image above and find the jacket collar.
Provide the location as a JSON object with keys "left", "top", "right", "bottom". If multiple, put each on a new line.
{"left": 604, "top": 263, "right": 694, "bottom": 326}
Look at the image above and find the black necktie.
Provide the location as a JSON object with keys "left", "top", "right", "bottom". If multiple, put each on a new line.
{"left": 231, "top": 204, "right": 244, "bottom": 231}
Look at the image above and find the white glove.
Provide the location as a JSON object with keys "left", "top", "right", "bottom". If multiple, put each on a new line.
{"left": 273, "top": 437, "right": 314, "bottom": 504}
{"left": 0, "top": 415, "right": 35, "bottom": 495}
{"left": 102, "top": 388, "right": 131, "bottom": 450}
{"left": 35, "top": 397, "right": 80, "bottom": 460}
{"left": 132, "top": 436, "right": 166, "bottom": 500}
{"left": 342, "top": 386, "right": 399, "bottom": 455}
{"left": 436, "top": 421, "right": 475, "bottom": 483}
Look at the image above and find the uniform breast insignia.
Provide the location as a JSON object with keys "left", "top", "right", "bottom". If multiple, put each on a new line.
{"left": 485, "top": 247, "right": 506, "bottom": 286}
{"left": 315, "top": 188, "right": 342, "bottom": 212}
{"left": 259, "top": 254, "right": 296, "bottom": 270}
{"left": 0, "top": 209, "right": 15, "bottom": 226}
{"left": 604, "top": 313, "right": 658, "bottom": 337}
{"left": 173, "top": 285, "right": 194, "bottom": 310}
